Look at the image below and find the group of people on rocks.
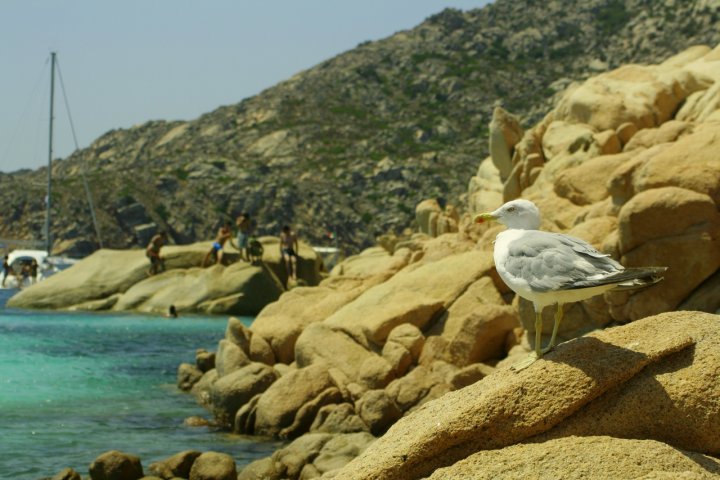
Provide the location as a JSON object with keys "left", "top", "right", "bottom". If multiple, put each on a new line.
{"left": 145, "top": 213, "right": 300, "bottom": 283}
{"left": 2, "top": 254, "right": 39, "bottom": 289}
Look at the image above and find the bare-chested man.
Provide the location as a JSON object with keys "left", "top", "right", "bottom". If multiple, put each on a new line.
{"left": 203, "top": 221, "right": 232, "bottom": 267}
{"left": 146, "top": 231, "right": 168, "bottom": 276}
{"left": 280, "top": 224, "right": 299, "bottom": 284}
{"left": 233, "top": 213, "right": 253, "bottom": 262}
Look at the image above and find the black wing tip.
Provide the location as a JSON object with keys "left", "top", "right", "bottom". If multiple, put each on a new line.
{"left": 613, "top": 266, "right": 668, "bottom": 290}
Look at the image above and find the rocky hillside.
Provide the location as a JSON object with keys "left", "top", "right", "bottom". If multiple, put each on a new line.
{"left": 2, "top": 0, "right": 720, "bottom": 256}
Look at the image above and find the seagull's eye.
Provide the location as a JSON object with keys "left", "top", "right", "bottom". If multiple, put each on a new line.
{"left": 507, "top": 207, "right": 516, "bottom": 213}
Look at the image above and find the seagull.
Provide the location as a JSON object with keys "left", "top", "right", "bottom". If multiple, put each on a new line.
{"left": 474, "top": 199, "right": 666, "bottom": 369}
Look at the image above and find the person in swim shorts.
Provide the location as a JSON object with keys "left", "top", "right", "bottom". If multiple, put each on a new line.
{"left": 146, "top": 231, "right": 168, "bottom": 276}
{"left": 280, "top": 224, "right": 299, "bottom": 284}
{"left": 203, "top": 221, "right": 232, "bottom": 267}
{"left": 233, "top": 213, "right": 253, "bottom": 262}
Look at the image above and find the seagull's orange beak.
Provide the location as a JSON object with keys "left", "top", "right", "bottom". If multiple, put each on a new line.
{"left": 473, "top": 212, "right": 496, "bottom": 224}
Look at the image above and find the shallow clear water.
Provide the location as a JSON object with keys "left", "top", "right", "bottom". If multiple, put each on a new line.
{"left": 0, "top": 289, "right": 281, "bottom": 479}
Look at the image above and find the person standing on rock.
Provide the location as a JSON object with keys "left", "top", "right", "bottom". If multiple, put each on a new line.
{"left": 203, "top": 221, "right": 232, "bottom": 267}
{"left": 146, "top": 231, "right": 168, "bottom": 276}
{"left": 233, "top": 213, "right": 253, "bottom": 262}
{"left": 29, "top": 259, "right": 38, "bottom": 284}
{"left": 280, "top": 224, "right": 299, "bottom": 285}
{"left": 2, "top": 254, "right": 11, "bottom": 287}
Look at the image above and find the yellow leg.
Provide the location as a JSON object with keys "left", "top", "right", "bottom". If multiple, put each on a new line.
{"left": 534, "top": 309, "right": 543, "bottom": 358}
{"left": 545, "top": 303, "right": 564, "bottom": 353}
{"left": 512, "top": 309, "right": 543, "bottom": 372}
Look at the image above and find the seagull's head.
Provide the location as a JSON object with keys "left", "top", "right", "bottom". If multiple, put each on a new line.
{"left": 474, "top": 199, "right": 541, "bottom": 230}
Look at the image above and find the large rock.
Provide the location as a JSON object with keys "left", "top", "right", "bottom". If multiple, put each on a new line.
{"left": 334, "top": 312, "right": 720, "bottom": 479}
{"left": 214, "top": 340, "right": 251, "bottom": 377}
{"left": 553, "top": 63, "right": 708, "bottom": 132}
{"left": 427, "top": 436, "right": 720, "bottom": 479}
{"left": 384, "top": 362, "right": 454, "bottom": 414}
{"left": 681, "top": 43, "right": 720, "bottom": 83}
{"left": 329, "top": 247, "right": 409, "bottom": 279}
{"left": 613, "top": 187, "right": 720, "bottom": 319}
{"left": 415, "top": 199, "right": 443, "bottom": 237}
{"left": 503, "top": 115, "right": 551, "bottom": 201}
{"left": 177, "top": 363, "right": 203, "bottom": 391}
{"left": 188, "top": 452, "right": 236, "bottom": 480}
{"left": 89, "top": 450, "right": 143, "bottom": 480}
{"left": 112, "top": 262, "right": 283, "bottom": 315}
{"left": 541, "top": 121, "right": 599, "bottom": 163}
{"left": 8, "top": 248, "right": 165, "bottom": 310}
{"left": 295, "top": 323, "right": 395, "bottom": 390}
{"left": 612, "top": 122, "right": 720, "bottom": 205}
{"left": 190, "top": 368, "right": 218, "bottom": 408}
{"left": 250, "top": 277, "right": 378, "bottom": 365}
{"left": 209, "top": 362, "right": 279, "bottom": 428}
{"left": 8, "top": 238, "right": 321, "bottom": 314}
{"left": 622, "top": 119, "right": 692, "bottom": 151}
{"left": 385, "top": 323, "right": 425, "bottom": 363}
{"left": 324, "top": 250, "right": 496, "bottom": 346}
{"left": 149, "top": 450, "right": 201, "bottom": 480}
{"left": 424, "top": 277, "right": 518, "bottom": 366}
{"left": 354, "top": 389, "right": 402, "bottom": 436}
{"left": 553, "top": 152, "right": 633, "bottom": 206}
{"left": 489, "top": 106, "right": 523, "bottom": 180}
{"left": 253, "top": 363, "right": 342, "bottom": 438}
{"left": 676, "top": 81, "right": 720, "bottom": 122}
{"left": 467, "top": 156, "right": 504, "bottom": 216}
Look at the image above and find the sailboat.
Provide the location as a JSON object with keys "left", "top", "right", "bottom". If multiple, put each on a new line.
{"left": 2, "top": 52, "right": 97, "bottom": 289}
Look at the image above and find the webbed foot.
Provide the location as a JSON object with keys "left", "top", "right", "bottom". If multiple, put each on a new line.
{"left": 511, "top": 351, "right": 539, "bottom": 372}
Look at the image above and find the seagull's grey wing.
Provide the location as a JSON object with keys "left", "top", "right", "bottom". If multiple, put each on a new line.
{"left": 504, "top": 231, "right": 622, "bottom": 292}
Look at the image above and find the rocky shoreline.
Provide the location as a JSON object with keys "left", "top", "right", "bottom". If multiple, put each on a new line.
{"left": 7, "top": 237, "right": 323, "bottom": 315}
{"left": 41, "top": 43, "right": 720, "bottom": 479}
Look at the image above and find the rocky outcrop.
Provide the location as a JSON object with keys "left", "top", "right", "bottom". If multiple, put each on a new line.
{"left": 7, "top": 237, "right": 321, "bottom": 315}
{"left": 46, "top": 33, "right": 720, "bottom": 480}
{"left": 415, "top": 199, "right": 459, "bottom": 238}
{"left": 238, "top": 432, "right": 375, "bottom": 480}
{"left": 206, "top": 43, "right": 720, "bottom": 479}
{"left": 483, "top": 44, "right": 720, "bottom": 341}
{"left": 427, "top": 436, "right": 720, "bottom": 479}
{"left": 334, "top": 312, "right": 720, "bottom": 479}
{"left": 183, "top": 233, "right": 520, "bottom": 441}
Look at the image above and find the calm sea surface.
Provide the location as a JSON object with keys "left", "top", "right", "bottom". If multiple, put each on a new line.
{"left": 0, "top": 289, "right": 281, "bottom": 479}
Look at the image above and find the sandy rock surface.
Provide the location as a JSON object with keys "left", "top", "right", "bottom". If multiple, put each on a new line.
{"left": 427, "top": 436, "right": 720, "bottom": 480}
{"left": 335, "top": 312, "right": 720, "bottom": 480}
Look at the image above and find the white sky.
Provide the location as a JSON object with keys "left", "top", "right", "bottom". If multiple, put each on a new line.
{"left": 1, "top": 0, "right": 491, "bottom": 173}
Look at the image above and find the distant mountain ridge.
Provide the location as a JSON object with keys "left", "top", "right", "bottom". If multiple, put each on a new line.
{"left": 2, "top": 0, "right": 719, "bottom": 256}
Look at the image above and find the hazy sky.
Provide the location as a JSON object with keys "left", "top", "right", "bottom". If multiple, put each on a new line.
{"left": 1, "top": 0, "right": 492, "bottom": 173}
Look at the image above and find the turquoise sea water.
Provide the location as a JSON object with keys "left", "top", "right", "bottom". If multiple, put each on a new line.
{"left": 0, "top": 289, "right": 281, "bottom": 479}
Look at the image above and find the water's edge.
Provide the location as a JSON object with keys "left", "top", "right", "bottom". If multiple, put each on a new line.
{"left": 0, "top": 289, "right": 280, "bottom": 479}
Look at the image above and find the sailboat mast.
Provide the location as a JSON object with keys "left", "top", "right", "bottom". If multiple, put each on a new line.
{"left": 45, "top": 51, "right": 56, "bottom": 255}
